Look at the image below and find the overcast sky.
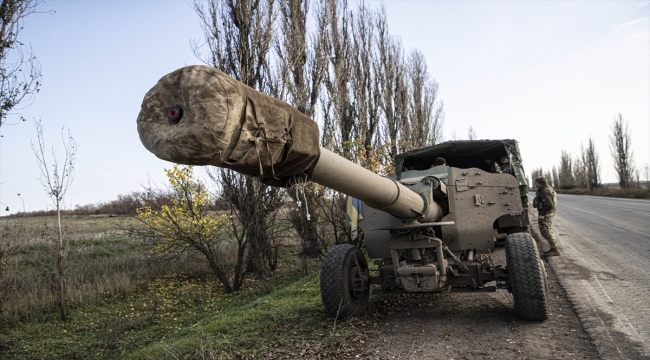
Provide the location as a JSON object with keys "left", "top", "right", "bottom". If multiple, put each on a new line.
{"left": 0, "top": 0, "right": 648, "bottom": 214}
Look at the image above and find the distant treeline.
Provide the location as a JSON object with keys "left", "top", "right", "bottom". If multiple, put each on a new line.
{"left": 7, "top": 193, "right": 145, "bottom": 218}
{"left": 530, "top": 114, "right": 649, "bottom": 192}
{"left": 5, "top": 191, "right": 238, "bottom": 219}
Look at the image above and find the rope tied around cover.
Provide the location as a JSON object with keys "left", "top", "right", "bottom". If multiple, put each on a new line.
{"left": 248, "top": 100, "right": 294, "bottom": 181}
{"left": 252, "top": 125, "right": 279, "bottom": 180}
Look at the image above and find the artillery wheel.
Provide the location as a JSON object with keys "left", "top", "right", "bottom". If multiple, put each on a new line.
{"left": 320, "top": 244, "right": 370, "bottom": 319}
{"left": 505, "top": 232, "right": 549, "bottom": 321}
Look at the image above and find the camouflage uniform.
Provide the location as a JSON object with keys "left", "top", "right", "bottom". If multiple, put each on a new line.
{"left": 501, "top": 156, "right": 512, "bottom": 175}
{"left": 533, "top": 178, "right": 558, "bottom": 249}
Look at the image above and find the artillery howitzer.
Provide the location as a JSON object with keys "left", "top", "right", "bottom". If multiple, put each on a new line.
{"left": 137, "top": 66, "right": 549, "bottom": 321}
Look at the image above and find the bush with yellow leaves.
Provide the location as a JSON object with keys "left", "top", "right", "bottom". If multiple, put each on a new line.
{"left": 135, "top": 165, "right": 245, "bottom": 293}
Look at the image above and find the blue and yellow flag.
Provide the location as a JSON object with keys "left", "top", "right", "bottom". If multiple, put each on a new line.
{"left": 346, "top": 197, "right": 363, "bottom": 231}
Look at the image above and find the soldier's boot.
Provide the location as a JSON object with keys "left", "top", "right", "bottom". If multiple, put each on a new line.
{"left": 544, "top": 248, "right": 562, "bottom": 257}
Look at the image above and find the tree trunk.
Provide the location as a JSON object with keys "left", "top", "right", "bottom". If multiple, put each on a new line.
{"left": 245, "top": 214, "right": 269, "bottom": 277}
{"left": 207, "top": 257, "right": 233, "bottom": 293}
{"left": 56, "top": 201, "right": 68, "bottom": 321}
{"left": 244, "top": 178, "right": 270, "bottom": 277}
{"left": 288, "top": 187, "right": 321, "bottom": 257}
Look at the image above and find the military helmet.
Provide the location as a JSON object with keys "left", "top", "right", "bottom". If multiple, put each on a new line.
{"left": 434, "top": 157, "right": 446, "bottom": 166}
{"left": 535, "top": 176, "right": 548, "bottom": 185}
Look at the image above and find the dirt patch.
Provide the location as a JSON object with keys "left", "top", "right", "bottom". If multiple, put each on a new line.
{"left": 350, "top": 246, "right": 599, "bottom": 359}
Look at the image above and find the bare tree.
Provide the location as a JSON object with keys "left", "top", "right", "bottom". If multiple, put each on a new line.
{"left": 403, "top": 49, "right": 444, "bottom": 151}
{"left": 31, "top": 119, "right": 77, "bottom": 321}
{"left": 551, "top": 166, "right": 559, "bottom": 188}
{"left": 274, "top": 0, "right": 329, "bottom": 257}
{"left": 574, "top": 150, "right": 587, "bottom": 188}
{"left": 192, "top": 0, "right": 275, "bottom": 92}
{"left": 585, "top": 136, "right": 600, "bottom": 189}
{"left": 467, "top": 126, "right": 477, "bottom": 140}
{"left": 319, "top": 2, "right": 398, "bottom": 248}
{"left": 558, "top": 150, "right": 574, "bottom": 188}
{"left": 275, "top": 0, "right": 327, "bottom": 116}
{"left": 350, "top": 2, "right": 380, "bottom": 153}
{"left": 192, "top": 0, "right": 283, "bottom": 276}
{"left": 642, "top": 163, "right": 649, "bottom": 189}
{"left": 317, "top": 0, "right": 375, "bottom": 255}
{"left": 609, "top": 113, "right": 634, "bottom": 189}
{"left": 321, "top": 0, "right": 354, "bottom": 155}
{"left": 0, "top": 0, "right": 44, "bottom": 126}
{"left": 375, "top": 5, "right": 407, "bottom": 160}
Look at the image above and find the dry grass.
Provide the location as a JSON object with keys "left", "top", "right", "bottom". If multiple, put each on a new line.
{"left": 0, "top": 216, "right": 188, "bottom": 322}
{"left": 555, "top": 187, "right": 650, "bottom": 199}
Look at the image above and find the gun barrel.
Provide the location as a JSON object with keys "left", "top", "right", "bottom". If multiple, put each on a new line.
{"left": 137, "top": 65, "right": 441, "bottom": 222}
{"left": 312, "top": 148, "right": 439, "bottom": 221}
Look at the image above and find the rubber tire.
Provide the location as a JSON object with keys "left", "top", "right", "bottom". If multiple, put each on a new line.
{"left": 320, "top": 244, "right": 370, "bottom": 319}
{"left": 505, "top": 232, "right": 550, "bottom": 321}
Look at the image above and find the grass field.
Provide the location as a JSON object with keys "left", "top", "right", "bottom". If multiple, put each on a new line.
{"left": 0, "top": 216, "right": 367, "bottom": 359}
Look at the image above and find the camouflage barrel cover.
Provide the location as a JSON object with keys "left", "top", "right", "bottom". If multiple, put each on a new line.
{"left": 137, "top": 65, "right": 320, "bottom": 186}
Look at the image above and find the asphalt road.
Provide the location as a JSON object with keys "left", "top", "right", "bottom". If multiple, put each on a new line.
{"left": 530, "top": 193, "right": 650, "bottom": 359}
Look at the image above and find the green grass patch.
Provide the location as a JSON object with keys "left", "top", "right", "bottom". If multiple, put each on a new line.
{"left": 129, "top": 273, "right": 365, "bottom": 360}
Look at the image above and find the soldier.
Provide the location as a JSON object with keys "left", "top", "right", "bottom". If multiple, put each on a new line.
{"left": 433, "top": 157, "right": 446, "bottom": 167}
{"left": 533, "top": 176, "right": 561, "bottom": 256}
{"left": 484, "top": 157, "right": 502, "bottom": 173}
{"left": 501, "top": 155, "right": 512, "bottom": 174}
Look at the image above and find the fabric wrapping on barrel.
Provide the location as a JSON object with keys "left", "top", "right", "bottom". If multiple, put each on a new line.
{"left": 137, "top": 65, "right": 320, "bottom": 184}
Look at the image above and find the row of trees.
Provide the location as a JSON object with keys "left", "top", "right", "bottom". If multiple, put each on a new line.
{"left": 531, "top": 114, "right": 648, "bottom": 190}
